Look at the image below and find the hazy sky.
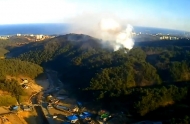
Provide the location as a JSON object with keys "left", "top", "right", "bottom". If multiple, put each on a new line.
{"left": 0, "top": 0, "right": 190, "bottom": 31}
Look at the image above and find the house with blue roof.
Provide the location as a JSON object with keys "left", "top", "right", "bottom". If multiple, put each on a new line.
{"left": 67, "top": 115, "right": 78, "bottom": 123}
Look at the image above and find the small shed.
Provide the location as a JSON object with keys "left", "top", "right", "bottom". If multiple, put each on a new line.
{"left": 70, "top": 106, "right": 79, "bottom": 112}
{"left": 20, "top": 79, "right": 28, "bottom": 85}
{"left": 22, "top": 79, "right": 28, "bottom": 83}
{"left": 56, "top": 105, "right": 70, "bottom": 111}
{"left": 22, "top": 105, "right": 32, "bottom": 111}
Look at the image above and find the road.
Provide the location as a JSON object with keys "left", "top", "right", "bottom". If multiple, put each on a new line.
{"left": 34, "top": 106, "right": 50, "bottom": 124}
{"left": 31, "top": 93, "right": 51, "bottom": 124}
{"left": 30, "top": 70, "right": 61, "bottom": 124}
{"left": 31, "top": 69, "right": 68, "bottom": 124}
{"left": 45, "top": 70, "right": 63, "bottom": 94}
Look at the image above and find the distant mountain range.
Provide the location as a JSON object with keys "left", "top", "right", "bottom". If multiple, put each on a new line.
{"left": 0, "top": 23, "right": 188, "bottom": 35}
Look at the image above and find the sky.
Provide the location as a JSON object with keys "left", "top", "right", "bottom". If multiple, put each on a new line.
{"left": 0, "top": 0, "right": 190, "bottom": 31}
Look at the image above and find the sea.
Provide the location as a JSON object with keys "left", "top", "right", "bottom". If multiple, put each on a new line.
{"left": 0, "top": 23, "right": 188, "bottom": 36}
{"left": 0, "top": 23, "right": 70, "bottom": 35}
{"left": 133, "top": 26, "right": 187, "bottom": 35}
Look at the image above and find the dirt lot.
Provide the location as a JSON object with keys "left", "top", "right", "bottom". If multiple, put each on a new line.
{"left": 0, "top": 107, "right": 10, "bottom": 115}
{"left": 1, "top": 75, "right": 48, "bottom": 124}
{"left": 0, "top": 102, "right": 38, "bottom": 124}
{"left": 47, "top": 108, "right": 70, "bottom": 124}
{"left": 0, "top": 111, "right": 38, "bottom": 124}
{"left": 17, "top": 111, "right": 38, "bottom": 124}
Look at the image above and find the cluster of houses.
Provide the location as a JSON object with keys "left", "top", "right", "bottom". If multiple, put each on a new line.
{"left": 45, "top": 93, "right": 116, "bottom": 124}
{"left": 46, "top": 94, "right": 79, "bottom": 113}
{"left": 12, "top": 79, "right": 128, "bottom": 124}
{"left": 63, "top": 111, "right": 93, "bottom": 124}
{"left": 62, "top": 110, "right": 115, "bottom": 124}
{"left": 16, "top": 34, "right": 55, "bottom": 41}
{"left": 45, "top": 94, "right": 95, "bottom": 123}
{"left": 0, "top": 36, "right": 9, "bottom": 40}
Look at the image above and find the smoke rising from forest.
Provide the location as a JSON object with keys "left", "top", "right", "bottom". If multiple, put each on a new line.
{"left": 67, "top": 14, "right": 134, "bottom": 51}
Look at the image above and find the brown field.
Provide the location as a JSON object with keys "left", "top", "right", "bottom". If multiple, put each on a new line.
{"left": 0, "top": 74, "right": 49, "bottom": 124}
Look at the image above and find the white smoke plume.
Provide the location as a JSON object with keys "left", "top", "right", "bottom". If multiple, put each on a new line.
{"left": 115, "top": 24, "right": 134, "bottom": 51}
{"left": 66, "top": 14, "right": 134, "bottom": 51}
{"left": 99, "top": 18, "right": 134, "bottom": 51}
{"left": 100, "top": 18, "right": 121, "bottom": 33}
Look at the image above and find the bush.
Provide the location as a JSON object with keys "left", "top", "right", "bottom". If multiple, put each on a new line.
{"left": 0, "top": 95, "right": 17, "bottom": 106}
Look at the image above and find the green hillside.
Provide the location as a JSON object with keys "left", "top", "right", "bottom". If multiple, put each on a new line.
{"left": 0, "top": 48, "right": 9, "bottom": 57}
{"left": 5, "top": 34, "right": 190, "bottom": 122}
{"left": 0, "top": 59, "right": 43, "bottom": 79}
{"left": 7, "top": 34, "right": 190, "bottom": 87}
{"left": 8, "top": 34, "right": 162, "bottom": 88}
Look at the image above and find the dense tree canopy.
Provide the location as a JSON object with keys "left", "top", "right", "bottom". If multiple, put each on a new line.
{"left": 7, "top": 35, "right": 161, "bottom": 89}
{"left": 133, "top": 85, "right": 188, "bottom": 116}
{"left": 5, "top": 34, "right": 189, "bottom": 88}
{"left": 89, "top": 61, "right": 161, "bottom": 92}
{"left": 4, "top": 34, "right": 190, "bottom": 123}
{"left": 0, "top": 59, "right": 43, "bottom": 79}
{"left": 0, "top": 79, "right": 24, "bottom": 103}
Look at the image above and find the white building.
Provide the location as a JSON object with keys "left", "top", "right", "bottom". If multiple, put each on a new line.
{"left": 36, "top": 35, "right": 43, "bottom": 40}
{"left": 17, "top": 34, "right": 21, "bottom": 36}
{"left": 160, "top": 36, "right": 179, "bottom": 40}
{"left": 0, "top": 36, "right": 8, "bottom": 40}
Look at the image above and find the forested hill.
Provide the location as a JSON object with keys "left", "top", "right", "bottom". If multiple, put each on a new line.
{"left": 6, "top": 34, "right": 190, "bottom": 122}
{"left": 7, "top": 34, "right": 161, "bottom": 88}
{"left": 0, "top": 59, "right": 43, "bottom": 79}
{"left": 7, "top": 34, "right": 103, "bottom": 63}
{"left": 6, "top": 34, "right": 190, "bottom": 88}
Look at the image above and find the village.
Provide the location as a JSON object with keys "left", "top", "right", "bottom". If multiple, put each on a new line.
{"left": 0, "top": 34, "right": 56, "bottom": 47}
{"left": 0, "top": 70, "right": 128, "bottom": 124}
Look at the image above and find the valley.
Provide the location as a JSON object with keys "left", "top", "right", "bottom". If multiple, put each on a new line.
{"left": 1, "top": 33, "right": 190, "bottom": 123}
{"left": 1, "top": 0, "right": 190, "bottom": 123}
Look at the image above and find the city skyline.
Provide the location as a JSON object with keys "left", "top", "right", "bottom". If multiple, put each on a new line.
{"left": 0, "top": 0, "right": 190, "bottom": 31}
